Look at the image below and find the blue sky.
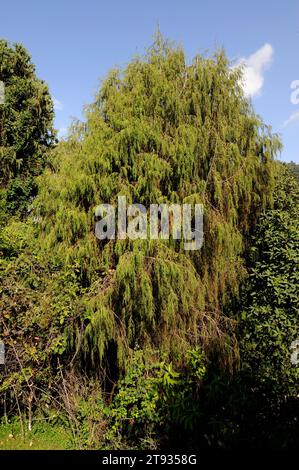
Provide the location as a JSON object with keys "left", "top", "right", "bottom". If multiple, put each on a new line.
{"left": 1, "top": 0, "right": 299, "bottom": 162}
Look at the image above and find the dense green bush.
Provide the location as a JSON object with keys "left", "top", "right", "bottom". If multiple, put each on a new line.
{"left": 240, "top": 165, "right": 299, "bottom": 393}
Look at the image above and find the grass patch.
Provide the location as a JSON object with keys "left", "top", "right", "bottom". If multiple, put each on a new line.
{"left": 0, "top": 419, "right": 73, "bottom": 450}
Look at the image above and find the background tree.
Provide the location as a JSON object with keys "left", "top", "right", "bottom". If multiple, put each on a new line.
{"left": 0, "top": 40, "right": 55, "bottom": 221}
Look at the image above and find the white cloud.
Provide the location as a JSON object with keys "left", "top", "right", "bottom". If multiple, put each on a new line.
{"left": 235, "top": 43, "right": 274, "bottom": 97}
{"left": 282, "top": 109, "right": 299, "bottom": 128}
{"left": 53, "top": 97, "right": 63, "bottom": 111}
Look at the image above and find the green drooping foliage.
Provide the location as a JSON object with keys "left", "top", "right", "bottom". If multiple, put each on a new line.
{"left": 0, "top": 40, "right": 55, "bottom": 221}
{"left": 27, "top": 35, "right": 281, "bottom": 370}
{"left": 2, "top": 35, "right": 298, "bottom": 450}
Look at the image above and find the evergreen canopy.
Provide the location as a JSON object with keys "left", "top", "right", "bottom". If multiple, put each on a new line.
{"left": 0, "top": 40, "right": 55, "bottom": 218}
